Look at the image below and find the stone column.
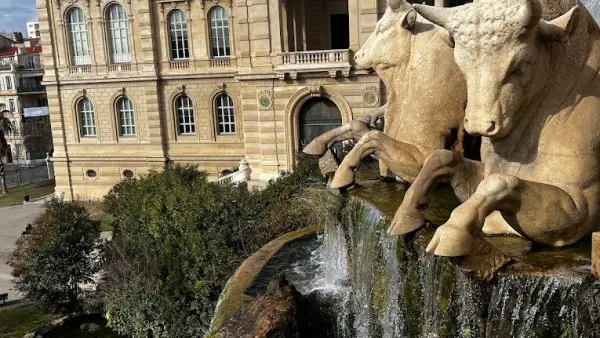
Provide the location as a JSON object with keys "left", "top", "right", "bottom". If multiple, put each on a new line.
{"left": 435, "top": 0, "right": 449, "bottom": 7}
{"left": 348, "top": 0, "right": 360, "bottom": 50}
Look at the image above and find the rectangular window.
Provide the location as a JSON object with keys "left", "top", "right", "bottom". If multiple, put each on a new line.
{"left": 9, "top": 99, "right": 15, "bottom": 112}
{"left": 5, "top": 77, "right": 12, "bottom": 90}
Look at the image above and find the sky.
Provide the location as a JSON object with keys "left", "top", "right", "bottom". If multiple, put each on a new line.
{"left": 0, "top": 0, "right": 37, "bottom": 35}
{"left": 0, "top": 0, "right": 597, "bottom": 37}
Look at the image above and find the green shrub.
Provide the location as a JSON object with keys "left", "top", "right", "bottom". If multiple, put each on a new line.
{"left": 99, "top": 158, "right": 327, "bottom": 337}
{"left": 8, "top": 200, "right": 101, "bottom": 311}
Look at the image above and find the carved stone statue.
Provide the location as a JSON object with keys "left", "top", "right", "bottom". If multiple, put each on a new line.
{"left": 303, "top": 0, "right": 471, "bottom": 185}
{"left": 390, "top": 0, "right": 600, "bottom": 257}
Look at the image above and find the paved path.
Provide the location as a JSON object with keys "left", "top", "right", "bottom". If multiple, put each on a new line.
{"left": 0, "top": 204, "right": 45, "bottom": 302}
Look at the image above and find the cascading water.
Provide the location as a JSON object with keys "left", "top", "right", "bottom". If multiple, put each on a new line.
{"left": 290, "top": 182, "right": 600, "bottom": 338}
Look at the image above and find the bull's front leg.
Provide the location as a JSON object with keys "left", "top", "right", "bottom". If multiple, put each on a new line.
{"left": 330, "top": 130, "right": 427, "bottom": 189}
{"left": 426, "top": 174, "right": 593, "bottom": 257}
{"left": 303, "top": 104, "right": 387, "bottom": 156}
{"left": 388, "top": 150, "right": 484, "bottom": 236}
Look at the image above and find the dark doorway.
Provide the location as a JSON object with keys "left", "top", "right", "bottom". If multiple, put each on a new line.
{"left": 330, "top": 14, "right": 350, "bottom": 49}
{"left": 299, "top": 98, "right": 342, "bottom": 151}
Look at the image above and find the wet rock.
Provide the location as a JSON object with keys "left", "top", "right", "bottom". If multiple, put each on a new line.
{"left": 451, "top": 233, "right": 513, "bottom": 282}
{"left": 593, "top": 232, "right": 600, "bottom": 280}
{"left": 215, "top": 277, "right": 300, "bottom": 338}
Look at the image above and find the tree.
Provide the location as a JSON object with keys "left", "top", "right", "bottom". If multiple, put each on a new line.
{"left": 22, "top": 116, "right": 53, "bottom": 158}
{"left": 0, "top": 104, "right": 12, "bottom": 194}
{"left": 8, "top": 200, "right": 101, "bottom": 311}
{"left": 99, "top": 159, "right": 328, "bottom": 337}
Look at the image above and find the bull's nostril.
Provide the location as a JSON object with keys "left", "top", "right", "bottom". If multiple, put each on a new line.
{"left": 487, "top": 121, "right": 496, "bottom": 133}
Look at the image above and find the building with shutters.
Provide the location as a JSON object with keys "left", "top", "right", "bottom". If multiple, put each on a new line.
{"left": 0, "top": 35, "right": 50, "bottom": 165}
{"left": 37, "top": 0, "right": 472, "bottom": 200}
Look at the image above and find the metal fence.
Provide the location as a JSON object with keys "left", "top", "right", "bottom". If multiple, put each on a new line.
{"left": 4, "top": 164, "right": 50, "bottom": 187}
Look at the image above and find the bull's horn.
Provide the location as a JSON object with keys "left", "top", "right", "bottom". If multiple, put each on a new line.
{"left": 413, "top": 4, "right": 453, "bottom": 31}
{"left": 524, "top": 0, "right": 543, "bottom": 29}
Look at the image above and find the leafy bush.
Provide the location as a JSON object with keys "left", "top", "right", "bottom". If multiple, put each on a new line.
{"left": 99, "top": 158, "right": 326, "bottom": 337}
{"left": 8, "top": 200, "right": 101, "bottom": 311}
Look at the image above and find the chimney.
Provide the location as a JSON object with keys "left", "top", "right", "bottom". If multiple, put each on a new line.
{"left": 12, "top": 32, "right": 23, "bottom": 43}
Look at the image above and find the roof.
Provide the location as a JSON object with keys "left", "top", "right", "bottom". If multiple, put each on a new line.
{"left": 0, "top": 46, "right": 42, "bottom": 57}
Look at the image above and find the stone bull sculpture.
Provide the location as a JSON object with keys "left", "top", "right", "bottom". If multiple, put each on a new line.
{"left": 303, "top": 0, "right": 472, "bottom": 184}
{"left": 390, "top": 0, "right": 600, "bottom": 257}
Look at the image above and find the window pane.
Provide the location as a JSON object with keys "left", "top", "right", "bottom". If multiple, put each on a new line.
{"left": 117, "top": 97, "right": 135, "bottom": 136}
{"left": 107, "top": 5, "right": 130, "bottom": 63}
{"left": 210, "top": 7, "right": 231, "bottom": 58}
{"left": 168, "top": 10, "right": 189, "bottom": 60}
{"left": 78, "top": 98, "right": 96, "bottom": 137}
{"left": 67, "top": 8, "right": 90, "bottom": 65}
{"left": 176, "top": 95, "right": 195, "bottom": 135}
{"left": 215, "top": 94, "right": 235, "bottom": 135}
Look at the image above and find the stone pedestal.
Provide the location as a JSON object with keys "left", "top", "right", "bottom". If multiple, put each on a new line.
{"left": 593, "top": 232, "right": 600, "bottom": 280}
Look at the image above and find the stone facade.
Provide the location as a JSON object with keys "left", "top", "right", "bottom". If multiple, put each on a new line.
{"left": 38, "top": 0, "right": 468, "bottom": 200}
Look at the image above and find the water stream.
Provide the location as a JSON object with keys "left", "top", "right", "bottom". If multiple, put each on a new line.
{"left": 288, "top": 181, "right": 600, "bottom": 338}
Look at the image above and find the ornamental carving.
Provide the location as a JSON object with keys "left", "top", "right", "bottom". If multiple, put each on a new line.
{"left": 258, "top": 90, "right": 273, "bottom": 110}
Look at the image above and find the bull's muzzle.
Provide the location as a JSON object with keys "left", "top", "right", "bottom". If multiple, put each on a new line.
{"left": 464, "top": 118, "right": 499, "bottom": 137}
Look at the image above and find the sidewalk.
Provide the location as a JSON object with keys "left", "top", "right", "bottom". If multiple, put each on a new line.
{"left": 0, "top": 204, "right": 45, "bottom": 302}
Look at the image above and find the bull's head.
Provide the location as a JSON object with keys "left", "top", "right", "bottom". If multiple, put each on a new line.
{"left": 354, "top": 0, "right": 417, "bottom": 75}
{"left": 415, "top": 0, "right": 580, "bottom": 139}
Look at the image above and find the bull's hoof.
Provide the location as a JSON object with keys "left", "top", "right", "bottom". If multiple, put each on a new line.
{"left": 425, "top": 224, "right": 473, "bottom": 257}
{"left": 303, "top": 140, "right": 328, "bottom": 156}
{"left": 330, "top": 166, "right": 355, "bottom": 189}
{"left": 388, "top": 206, "right": 425, "bottom": 235}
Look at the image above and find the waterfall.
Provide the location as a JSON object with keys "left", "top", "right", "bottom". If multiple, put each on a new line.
{"left": 290, "top": 190, "right": 600, "bottom": 338}
{"left": 380, "top": 234, "right": 404, "bottom": 338}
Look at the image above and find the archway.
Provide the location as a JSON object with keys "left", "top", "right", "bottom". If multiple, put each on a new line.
{"left": 298, "top": 97, "right": 342, "bottom": 150}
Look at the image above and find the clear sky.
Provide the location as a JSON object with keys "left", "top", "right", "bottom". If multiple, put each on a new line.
{"left": 0, "top": 0, "right": 37, "bottom": 35}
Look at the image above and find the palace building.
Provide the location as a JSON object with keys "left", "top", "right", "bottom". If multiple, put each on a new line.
{"left": 37, "top": 0, "right": 471, "bottom": 200}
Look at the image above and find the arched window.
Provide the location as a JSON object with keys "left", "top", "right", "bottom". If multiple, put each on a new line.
{"left": 168, "top": 10, "right": 189, "bottom": 60}
{"left": 175, "top": 95, "right": 195, "bottom": 135}
{"left": 106, "top": 4, "right": 130, "bottom": 64}
{"left": 215, "top": 94, "right": 235, "bottom": 135}
{"left": 209, "top": 7, "right": 230, "bottom": 58}
{"left": 78, "top": 98, "right": 96, "bottom": 137}
{"left": 67, "top": 8, "right": 90, "bottom": 65}
{"left": 116, "top": 97, "right": 135, "bottom": 136}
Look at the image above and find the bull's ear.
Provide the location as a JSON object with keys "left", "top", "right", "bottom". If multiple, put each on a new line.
{"left": 538, "top": 5, "right": 580, "bottom": 42}
{"left": 401, "top": 9, "right": 417, "bottom": 30}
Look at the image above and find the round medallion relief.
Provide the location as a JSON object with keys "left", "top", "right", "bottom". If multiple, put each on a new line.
{"left": 363, "top": 91, "right": 379, "bottom": 107}
{"left": 258, "top": 94, "right": 273, "bottom": 109}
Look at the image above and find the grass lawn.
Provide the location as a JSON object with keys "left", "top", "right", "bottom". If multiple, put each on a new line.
{"left": 0, "top": 180, "right": 55, "bottom": 208}
{"left": 0, "top": 305, "right": 59, "bottom": 338}
{"left": 83, "top": 202, "right": 114, "bottom": 232}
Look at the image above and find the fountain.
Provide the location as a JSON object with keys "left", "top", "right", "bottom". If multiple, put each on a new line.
{"left": 208, "top": 0, "right": 600, "bottom": 337}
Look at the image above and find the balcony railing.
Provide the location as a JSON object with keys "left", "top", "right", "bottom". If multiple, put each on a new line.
{"left": 68, "top": 65, "right": 92, "bottom": 75}
{"left": 169, "top": 60, "right": 190, "bottom": 70}
{"left": 108, "top": 64, "right": 132, "bottom": 73}
{"left": 210, "top": 58, "right": 231, "bottom": 68}
{"left": 276, "top": 49, "right": 352, "bottom": 79}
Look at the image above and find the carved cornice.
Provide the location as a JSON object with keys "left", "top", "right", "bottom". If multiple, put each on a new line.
{"left": 201, "top": 0, "right": 232, "bottom": 10}
{"left": 55, "top": 0, "right": 91, "bottom": 9}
